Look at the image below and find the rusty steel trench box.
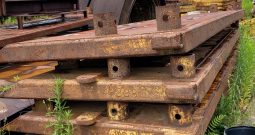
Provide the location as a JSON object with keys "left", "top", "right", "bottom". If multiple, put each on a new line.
{"left": 0, "top": 4, "right": 243, "bottom": 135}
{"left": 1, "top": 27, "right": 238, "bottom": 135}
{"left": 0, "top": 29, "right": 239, "bottom": 104}
{"left": 3, "top": 46, "right": 237, "bottom": 135}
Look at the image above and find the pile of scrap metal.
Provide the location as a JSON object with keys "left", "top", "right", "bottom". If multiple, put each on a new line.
{"left": 0, "top": 0, "right": 244, "bottom": 135}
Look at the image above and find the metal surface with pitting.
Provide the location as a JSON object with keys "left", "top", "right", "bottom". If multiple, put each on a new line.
{"left": 3, "top": 50, "right": 236, "bottom": 135}
{"left": 0, "top": 10, "right": 243, "bottom": 63}
{"left": 0, "top": 30, "right": 239, "bottom": 104}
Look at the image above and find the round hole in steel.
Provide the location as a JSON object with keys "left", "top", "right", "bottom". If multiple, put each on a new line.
{"left": 98, "top": 21, "right": 103, "bottom": 27}
{"left": 177, "top": 65, "right": 184, "bottom": 72}
{"left": 175, "top": 114, "right": 181, "bottom": 120}
{"left": 162, "top": 15, "right": 169, "bottom": 22}
{"left": 112, "top": 66, "right": 119, "bottom": 72}
{"left": 111, "top": 108, "right": 118, "bottom": 116}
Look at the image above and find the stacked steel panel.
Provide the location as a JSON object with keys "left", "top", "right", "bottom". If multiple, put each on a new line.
{"left": 191, "top": 0, "right": 241, "bottom": 11}
{"left": 0, "top": 3, "right": 244, "bottom": 135}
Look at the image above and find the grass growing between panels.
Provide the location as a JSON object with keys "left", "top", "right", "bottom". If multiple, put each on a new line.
{"left": 47, "top": 78, "right": 73, "bottom": 135}
{"left": 206, "top": 1, "right": 255, "bottom": 134}
{"left": 0, "top": 120, "right": 9, "bottom": 135}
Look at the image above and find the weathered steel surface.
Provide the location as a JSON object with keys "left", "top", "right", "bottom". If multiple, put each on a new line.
{"left": 0, "top": 30, "right": 239, "bottom": 104}
{"left": 0, "top": 10, "right": 243, "bottom": 63}
{"left": 0, "top": 16, "right": 93, "bottom": 47}
{"left": 0, "top": 98, "right": 34, "bottom": 121}
{"left": 4, "top": 54, "right": 236, "bottom": 135}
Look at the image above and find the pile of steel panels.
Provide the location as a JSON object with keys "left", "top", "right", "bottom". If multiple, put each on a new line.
{"left": 0, "top": 3, "right": 244, "bottom": 135}
{"left": 191, "top": 0, "right": 241, "bottom": 11}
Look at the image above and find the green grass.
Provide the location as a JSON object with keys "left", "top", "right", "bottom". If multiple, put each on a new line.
{"left": 0, "top": 17, "right": 17, "bottom": 25}
{"left": 242, "top": 0, "right": 254, "bottom": 19}
{"left": 1, "top": 16, "right": 49, "bottom": 25}
{"left": 206, "top": 1, "right": 255, "bottom": 134}
{"left": 47, "top": 78, "right": 73, "bottom": 135}
{"left": 0, "top": 85, "right": 13, "bottom": 93}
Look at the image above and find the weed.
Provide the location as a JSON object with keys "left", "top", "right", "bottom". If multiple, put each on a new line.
{"left": 0, "top": 85, "right": 13, "bottom": 93}
{"left": 0, "top": 119, "right": 9, "bottom": 135}
{"left": 47, "top": 78, "right": 73, "bottom": 135}
{"left": 12, "top": 75, "right": 20, "bottom": 82}
{"left": 206, "top": 1, "right": 255, "bottom": 134}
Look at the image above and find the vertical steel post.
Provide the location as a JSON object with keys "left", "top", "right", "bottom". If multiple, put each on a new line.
{"left": 94, "top": 12, "right": 129, "bottom": 121}
{"left": 17, "top": 16, "right": 24, "bottom": 29}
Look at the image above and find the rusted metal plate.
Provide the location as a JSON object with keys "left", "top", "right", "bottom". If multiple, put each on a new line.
{"left": 0, "top": 10, "right": 243, "bottom": 63}
{"left": 0, "top": 16, "right": 93, "bottom": 47}
{"left": 4, "top": 54, "right": 236, "bottom": 135}
{"left": 0, "top": 30, "right": 239, "bottom": 104}
{"left": 0, "top": 98, "right": 34, "bottom": 121}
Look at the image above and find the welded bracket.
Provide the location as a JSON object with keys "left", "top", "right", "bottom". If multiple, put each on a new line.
{"left": 170, "top": 53, "right": 196, "bottom": 78}
{"left": 107, "top": 101, "right": 128, "bottom": 121}
{"left": 93, "top": 12, "right": 130, "bottom": 120}
{"left": 156, "top": 3, "right": 181, "bottom": 31}
{"left": 209, "top": 4, "right": 218, "bottom": 13}
{"left": 168, "top": 104, "right": 194, "bottom": 127}
{"left": 93, "top": 12, "right": 117, "bottom": 36}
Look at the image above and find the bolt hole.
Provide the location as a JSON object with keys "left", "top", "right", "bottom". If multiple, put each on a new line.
{"left": 175, "top": 114, "right": 181, "bottom": 120}
{"left": 111, "top": 108, "right": 118, "bottom": 116}
{"left": 177, "top": 65, "right": 184, "bottom": 72}
{"left": 98, "top": 21, "right": 103, "bottom": 28}
{"left": 112, "top": 66, "right": 119, "bottom": 72}
{"left": 162, "top": 15, "right": 169, "bottom": 22}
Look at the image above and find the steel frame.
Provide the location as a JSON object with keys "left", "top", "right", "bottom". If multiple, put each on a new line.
{"left": 0, "top": 29, "right": 239, "bottom": 104}
{"left": 3, "top": 51, "right": 236, "bottom": 135}
{"left": 0, "top": 10, "right": 243, "bottom": 63}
